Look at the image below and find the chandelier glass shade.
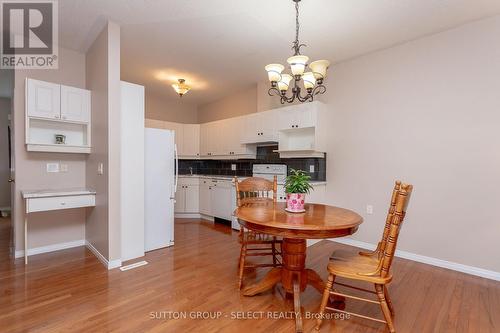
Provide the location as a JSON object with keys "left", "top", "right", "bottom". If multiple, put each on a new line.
{"left": 265, "top": 0, "right": 330, "bottom": 104}
{"left": 172, "top": 79, "right": 191, "bottom": 97}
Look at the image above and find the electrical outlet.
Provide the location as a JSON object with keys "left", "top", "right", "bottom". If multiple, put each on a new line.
{"left": 309, "top": 165, "right": 315, "bottom": 173}
{"left": 366, "top": 205, "right": 374, "bottom": 215}
{"left": 46, "top": 163, "right": 59, "bottom": 173}
{"left": 60, "top": 164, "right": 68, "bottom": 172}
{"left": 231, "top": 164, "right": 237, "bottom": 171}
{"left": 97, "top": 163, "right": 104, "bottom": 175}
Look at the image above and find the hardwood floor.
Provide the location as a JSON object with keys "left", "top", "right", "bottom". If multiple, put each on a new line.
{"left": 0, "top": 218, "right": 499, "bottom": 332}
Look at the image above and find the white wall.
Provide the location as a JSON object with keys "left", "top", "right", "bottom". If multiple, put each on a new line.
{"left": 12, "top": 47, "right": 87, "bottom": 252}
{"left": 257, "top": 15, "right": 500, "bottom": 273}
{"left": 0, "top": 98, "right": 11, "bottom": 208}
{"left": 146, "top": 91, "right": 198, "bottom": 124}
{"left": 85, "top": 22, "right": 122, "bottom": 265}
{"left": 198, "top": 85, "right": 257, "bottom": 123}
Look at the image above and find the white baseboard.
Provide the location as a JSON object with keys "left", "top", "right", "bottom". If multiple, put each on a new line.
{"left": 85, "top": 240, "right": 122, "bottom": 270}
{"left": 15, "top": 239, "right": 85, "bottom": 258}
{"left": 200, "top": 214, "right": 214, "bottom": 222}
{"left": 330, "top": 238, "right": 500, "bottom": 282}
{"left": 175, "top": 213, "right": 202, "bottom": 219}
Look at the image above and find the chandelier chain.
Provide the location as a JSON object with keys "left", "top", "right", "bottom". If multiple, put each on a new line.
{"left": 292, "top": 0, "right": 306, "bottom": 55}
{"left": 295, "top": 1, "right": 300, "bottom": 48}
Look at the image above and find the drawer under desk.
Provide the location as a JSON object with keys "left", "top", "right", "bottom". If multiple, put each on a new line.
{"left": 26, "top": 194, "right": 96, "bottom": 213}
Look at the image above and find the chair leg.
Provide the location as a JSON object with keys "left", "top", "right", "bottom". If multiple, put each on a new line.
{"left": 384, "top": 285, "right": 395, "bottom": 316}
{"left": 238, "top": 244, "right": 247, "bottom": 289}
{"left": 315, "top": 273, "right": 336, "bottom": 331}
{"left": 375, "top": 284, "right": 395, "bottom": 333}
{"left": 271, "top": 241, "right": 277, "bottom": 266}
{"left": 238, "top": 243, "right": 243, "bottom": 269}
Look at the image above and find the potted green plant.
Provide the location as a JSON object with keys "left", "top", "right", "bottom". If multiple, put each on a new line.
{"left": 284, "top": 169, "right": 314, "bottom": 213}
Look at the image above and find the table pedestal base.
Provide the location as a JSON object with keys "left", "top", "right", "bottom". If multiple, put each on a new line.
{"left": 243, "top": 238, "right": 328, "bottom": 333}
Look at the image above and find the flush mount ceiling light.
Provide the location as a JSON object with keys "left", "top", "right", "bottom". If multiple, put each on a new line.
{"left": 265, "top": 0, "right": 330, "bottom": 104}
{"left": 172, "top": 79, "right": 191, "bottom": 97}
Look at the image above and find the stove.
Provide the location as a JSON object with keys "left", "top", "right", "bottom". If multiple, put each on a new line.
{"left": 232, "top": 164, "right": 288, "bottom": 231}
{"left": 252, "top": 164, "right": 287, "bottom": 201}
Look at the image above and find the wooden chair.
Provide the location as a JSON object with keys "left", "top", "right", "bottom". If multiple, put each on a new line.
{"left": 234, "top": 176, "right": 282, "bottom": 289}
{"left": 316, "top": 181, "right": 413, "bottom": 333}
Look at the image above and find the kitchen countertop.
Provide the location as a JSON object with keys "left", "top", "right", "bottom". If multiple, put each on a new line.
{"left": 179, "top": 174, "right": 327, "bottom": 185}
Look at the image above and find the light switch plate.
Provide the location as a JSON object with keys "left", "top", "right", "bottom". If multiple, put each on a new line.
{"left": 366, "top": 205, "right": 374, "bottom": 215}
{"left": 46, "top": 163, "right": 59, "bottom": 173}
{"left": 231, "top": 164, "right": 237, "bottom": 171}
{"left": 97, "top": 163, "right": 104, "bottom": 175}
{"left": 309, "top": 165, "right": 315, "bottom": 173}
{"left": 60, "top": 164, "right": 68, "bottom": 172}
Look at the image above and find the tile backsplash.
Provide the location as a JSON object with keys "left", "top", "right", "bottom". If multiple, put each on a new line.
{"left": 178, "top": 145, "right": 326, "bottom": 181}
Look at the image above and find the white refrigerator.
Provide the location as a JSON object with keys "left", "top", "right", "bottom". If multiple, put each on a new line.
{"left": 144, "top": 128, "right": 177, "bottom": 251}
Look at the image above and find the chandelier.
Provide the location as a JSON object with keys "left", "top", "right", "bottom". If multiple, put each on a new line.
{"left": 265, "top": 0, "right": 330, "bottom": 104}
{"left": 172, "top": 79, "right": 191, "bottom": 97}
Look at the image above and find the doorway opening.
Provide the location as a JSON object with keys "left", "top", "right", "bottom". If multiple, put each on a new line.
{"left": 0, "top": 69, "right": 14, "bottom": 260}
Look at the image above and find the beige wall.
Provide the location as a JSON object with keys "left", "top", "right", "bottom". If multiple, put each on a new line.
{"left": 256, "top": 16, "right": 500, "bottom": 272}
{"left": 12, "top": 47, "right": 87, "bottom": 252}
{"left": 0, "top": 98, "right": 11, "bottom": 208}
{"left": 107, "top": 22, "right": 122, "bottom": 263}
{"left": 146, "top": 91, "right": 198, "bottom": 123}
{"left": 197, "top": 85, "right": 257, "bottom": 123}
{"left": 85, "top": 22, "right": 121, "bottom": 262}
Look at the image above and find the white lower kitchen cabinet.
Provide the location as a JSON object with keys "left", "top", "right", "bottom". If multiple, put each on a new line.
{"left": 176, "top": 176, "right": 235, "bottom": 221}
{"left": 210, "top": 179, "right": 233, "bottom": 220}
{"left": 176, "top": 176, "right": 327, "bottom": 225}
{"left": 199, "top": 179, "right": 212, "bottom": 216}
{"left": 175, "top": 177, "right": 200, "bottom": 214}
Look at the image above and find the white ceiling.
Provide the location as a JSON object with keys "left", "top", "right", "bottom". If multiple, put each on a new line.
{"left": 58, "top": 0, "right": 500, "bottom": 105}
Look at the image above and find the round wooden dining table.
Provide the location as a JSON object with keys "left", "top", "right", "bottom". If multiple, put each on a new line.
{"left": 235, "top": 201, "right": 363, "bottom": 333}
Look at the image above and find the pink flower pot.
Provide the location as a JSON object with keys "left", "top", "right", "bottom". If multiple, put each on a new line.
{"left": 286, "top": 193, "right": 306, "bottom": 212}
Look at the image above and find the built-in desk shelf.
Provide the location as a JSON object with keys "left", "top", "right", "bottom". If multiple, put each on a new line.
{"left": 21, "top": 188, "right": 96, "bottom": 264}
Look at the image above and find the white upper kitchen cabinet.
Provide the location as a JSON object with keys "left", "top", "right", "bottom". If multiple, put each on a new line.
{"left": 209, "top": 120, "right": 224, "bottom": 156}
{"left": 181, "top": 124, "right": 200, "bottom": 158}
{"left": 275, "top": 101, "right": 329, "bottom": 158}
{"left": 26, "top": 79, "right": 61, "bottom": 120}
{"left": 25, "top": 78, "right": 91, "bottom": 154}
{"left": 199, "top": 123, "right": 210, "bottom": 157}
{"left": 220, "top": 117, "right": 256, "bottom": 158}
{"left": 200, "top": 118, "right": 256, "bottom": 159}
{"left": 145, "top": 121, "right": 200, "bottom": 159}
{"left": 200, "top": 121, "right": 222, "bottom": 157}
{"left": 241, "top": 110, "right": 278, "bottom": 143}
{"left": 277, "top": 102, "right": 318, "bottom": 130}
{"left": 60, "top": 85, "right": 91, "bottom": 122}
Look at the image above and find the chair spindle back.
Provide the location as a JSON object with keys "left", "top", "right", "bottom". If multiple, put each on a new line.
{"left": 380, "top": 183, "right": 413, "bottom": 278}
{"left": 234, "top": 176, "right": 277, "bottom": 207}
